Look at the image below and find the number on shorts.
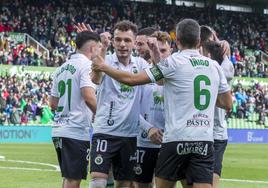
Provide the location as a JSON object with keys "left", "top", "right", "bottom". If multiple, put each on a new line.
{"left": 136, "top": 149, "right": 145, "bottom": 163}
{"left": 96, "top": 139, "right": 108, "bottom": 152}
{"left": 86, "top": 148, "right": 90, "bottom": 161}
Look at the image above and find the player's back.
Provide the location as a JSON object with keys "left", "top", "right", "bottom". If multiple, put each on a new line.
{"left": 51, "top": 54, "right": 94, "bottom": 141}
{"left": 161, "top": 50, "right": 229, "bottom": 143}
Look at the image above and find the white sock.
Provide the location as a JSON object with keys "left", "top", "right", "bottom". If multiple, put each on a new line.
{"left": 89, "top": 178, "right": 107, "bottom": 188}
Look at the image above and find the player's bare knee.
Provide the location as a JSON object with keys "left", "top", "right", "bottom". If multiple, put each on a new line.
{"left": 115, "top": 180, "right": 133, "bottom": 188}
{"left": 64, "top": 178, "right": 81, "bottom": 188}
{"left": 91, "top": 172, "right": 109, "bottom": 179}
{"left": 134, "top": 182, "right": 151, "bottom": 188}
{"left": 193, "top": 183, "right": 212, "bottom": 188}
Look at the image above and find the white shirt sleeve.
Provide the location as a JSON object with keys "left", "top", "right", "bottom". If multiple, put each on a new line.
{"left": 139, "top": 114, "right": 154, "bottom": 133}
{"left": 221, "top": 57, "right": 234, "bottom": 83}
{"left": 216, "top": 63, "right": 230, "bottom": 94}
{"left": 80, "top": 62, "right": 96, "bottom": 89}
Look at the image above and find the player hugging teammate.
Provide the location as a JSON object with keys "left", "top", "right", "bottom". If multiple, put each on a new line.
{"left": 50, "top": 18, "right": 233, "bottom": 188}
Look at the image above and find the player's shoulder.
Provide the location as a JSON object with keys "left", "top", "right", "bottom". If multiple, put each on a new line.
{"left": 131, "top": 55, "right": 146, "bottom": 64}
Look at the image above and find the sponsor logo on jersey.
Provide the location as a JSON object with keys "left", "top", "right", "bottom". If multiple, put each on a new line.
{"left": 153, "top": 91, "right": 164, "bottom": 105}
{"left": 186, "top": 113, "right": 211, "bottom": 127}
{"left": 120, "top": 83, "right": 134, "bottom": 93}
{"left": 118, "top": 83, "right": 135, "bottom": 100}
{"left": 107, "top": 101, "right": 114, "bottom": 126}
{"left": 177, "top": 142, "right": 208, "bottom": 156}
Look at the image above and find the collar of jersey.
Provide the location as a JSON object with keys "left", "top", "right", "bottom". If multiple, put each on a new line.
{"left": 71, "top": 53, "right": 90, "bottom": 62}
{"left": 179, "top": 49, "right": 200, "bottom": 56}
{"left": 112, "top": 52, "right": 135, "bottom": 66}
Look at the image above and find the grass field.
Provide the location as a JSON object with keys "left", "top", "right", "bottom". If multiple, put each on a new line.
{"left": 0, "top": 143, "right": 268, "bottom": 188}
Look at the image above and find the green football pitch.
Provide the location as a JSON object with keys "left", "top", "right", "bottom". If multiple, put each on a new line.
{"left": 0, "top": 143, "right": 267, "bottom": 188}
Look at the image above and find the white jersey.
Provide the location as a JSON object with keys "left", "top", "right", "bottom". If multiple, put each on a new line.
{"left": 93, "top": 53, "right": 148, "bottom": 137}
{"left": 51, "top": 53, "right": 96, "bottom": 141}
{"left": 214, "top": 56, "right": 234, "bottom": 140}
{"left": 138, "top": 83, "right": 165, "bottom": 148}
{"left": 145, "top": 49, "right": 230, "bottom": 142}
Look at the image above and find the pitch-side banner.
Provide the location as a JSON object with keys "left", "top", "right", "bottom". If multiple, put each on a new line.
{"left": 1, "top": 127, "right": 268, "bottom": 143}
{"left": 0, "top": 126, "right": 52, "bottom": 143}
{"left": 228, "top": 129, "right": 268, "bottom": 143}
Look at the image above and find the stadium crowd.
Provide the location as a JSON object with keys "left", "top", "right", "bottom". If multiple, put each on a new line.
{"left": 0, "top": 0, "right": 267, "bottom": 126}
{"left": 231, "top": 81, "right": 268, "bottom": 125}
{"left": 0, "top": 0, "right": 267, "bottom": 76}
{"left": 0, "top": 71, "right": 53, "bottom": 125}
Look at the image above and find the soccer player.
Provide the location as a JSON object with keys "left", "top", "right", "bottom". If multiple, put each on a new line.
{"left": 89, "top": 20, "right": 149, "bottom": 188}
{"left": 91, "top": 18, "right": 233, "bottom": 188}
{"left": 134, "top": 31, "right": 172, "bottom": 188}
{"left": 200, "top": 26, "right": 234, "bottom": 188}
{"left": 49, "top": 31, "right": 101, "bottom": 188}
{"left": 135, "top": 27, "right": 157, "bottom": 61}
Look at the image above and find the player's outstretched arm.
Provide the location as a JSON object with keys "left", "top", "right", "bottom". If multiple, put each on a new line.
{"left": 92, "top": 55, "right": 152, "bottom": 86}
{"left": 91, "top": 70, "right": 104, "bottom": 85}
{"left": 216, "top": 91, "right": 232, "bottom": 111}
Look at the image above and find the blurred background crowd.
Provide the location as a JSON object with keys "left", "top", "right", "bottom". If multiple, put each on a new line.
{"left": 0, "top": 0, "right": 267, "bottom": 126}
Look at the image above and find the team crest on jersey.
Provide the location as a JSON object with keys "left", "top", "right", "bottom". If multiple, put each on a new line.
{"left": 134, "top": 165, "right": 142, "bottom": 175}
{"left": 94, "top": 154, "right": 103, "bottom": 165}
{"left": 141, "top": 131, "right": 148, "bottom": 138}
{"left": 132, "top": 66, "right": 138, "bottom": 74}
{"left": 153, "top": 91, "right": 164, "bottom": 105}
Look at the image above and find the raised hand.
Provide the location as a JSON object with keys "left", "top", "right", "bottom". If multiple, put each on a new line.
{"left": 92, "top": 55, "right": 106, "bottom": 72}
{"left": 147, "top": 37, "right": 161, "bottom": 64}
{"left": 100, "top": 32, "right": 112, "bottom": 49}
{"left": 220, "top": 40, "right": 231, "bottom": 58}
{"left": 74, "top": 23, "right": 93, "bottom": 33}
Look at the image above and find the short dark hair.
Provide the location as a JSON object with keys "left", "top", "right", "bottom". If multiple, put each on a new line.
{"left": 176, "top": 19, "right": 200, "bottom": 48}
{"left": 112, "top": 20, "right": 138, "bottom": 36}
{"left": 200, "top": 25, "right": 214, "bottom": 44}
{"left": 75, "top": 31, "right": 100, "bottom": 49}
{"left": 137, "top": 27, "right": 156, "bottom": 36}
{"left": 203, "top": 41, "right": 224, "bottom": 65}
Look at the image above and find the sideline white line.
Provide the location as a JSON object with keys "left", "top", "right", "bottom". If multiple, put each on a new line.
{"left": 0, "top": 166, "right": 59, "bottom": 172}
{"left": 5, "top": 159, "right": 60, "bottom": 171}
{"left": 0, "top": 156, "right": 60, "bottom": 172}
{"left": 222, "top": 178, "right": 268, "bottom": 184}
{"left": 1, "top": 156, "right": 268, "bottom": 184}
